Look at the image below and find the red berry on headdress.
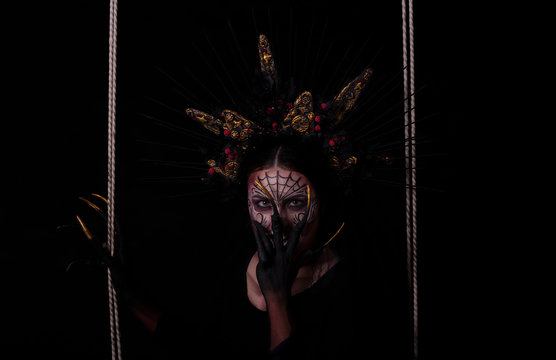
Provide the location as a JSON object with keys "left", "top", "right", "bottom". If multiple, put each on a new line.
{"left": 272, "top": 122, "right": 278, "bottom": 130}
{"left": 314, "top": 125, "right": 321, "bottom": 132}
{"left": 228, "top": 154, "right": 234, "bottom": 160}
{"left": 320, "top": 103, "right": 328, "bottom": 110}
{"left": 286, "top": 102, "right": 293, "bottom": 109}
{"left": 208, "top": 168, "right": 215, "bottom": 175}
{"left": 224, "top": 130, "right": 231, "bottom": 137}
{"left": 224, "top": 148, "right": 231, "bottom": 154}
{"left": 329, "top": 139, "right": 335, "bottom": 147}
{"left": 266, "top": 107, "right": 274, "bottom": 114}
{"left": 315, "top": 115, "right": 321, "bottom": 123}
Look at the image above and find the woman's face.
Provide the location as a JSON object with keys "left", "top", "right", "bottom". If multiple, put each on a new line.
{"left": 247, "top": 166, "right": 319, "bottom": 254}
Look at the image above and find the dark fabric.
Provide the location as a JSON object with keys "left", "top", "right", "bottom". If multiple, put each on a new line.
{"left": 152, "top": 246, "right": 407, "bottom": 359}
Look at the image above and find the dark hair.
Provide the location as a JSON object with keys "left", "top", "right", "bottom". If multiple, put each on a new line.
{"left": 238, "top": 134, "right": 348, "bottom": 249}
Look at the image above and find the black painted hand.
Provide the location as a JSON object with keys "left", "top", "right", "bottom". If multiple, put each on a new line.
{"left": 251, "top": 187, "right": 310, "bottom": 303}
{"left": 68, "top": 194, "right": 126, "bottom": 289}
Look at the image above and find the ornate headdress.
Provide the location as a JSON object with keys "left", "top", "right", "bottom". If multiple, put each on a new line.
{"left": 186, "top": 34, "right": 372, "bottom": 182}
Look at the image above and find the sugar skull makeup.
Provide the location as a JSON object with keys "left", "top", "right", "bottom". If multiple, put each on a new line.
{"left": 247, "top": 166, "right": 319, "bottom": 251}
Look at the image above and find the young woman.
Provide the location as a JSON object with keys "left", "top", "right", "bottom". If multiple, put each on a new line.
{"left": 135, "top": 137, "right": 339, "bottom": 358}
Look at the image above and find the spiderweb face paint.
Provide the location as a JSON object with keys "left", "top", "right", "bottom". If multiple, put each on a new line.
{"left": 247, "top": 167, "right": 319, "bottom": 246}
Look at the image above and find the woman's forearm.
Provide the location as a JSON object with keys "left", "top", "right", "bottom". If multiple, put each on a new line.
{"left": 266, "top": 294, "right": 292, "bottom": 350}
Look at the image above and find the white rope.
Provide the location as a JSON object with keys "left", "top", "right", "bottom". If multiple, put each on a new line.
{"left": 107, "top": 0, "right": 122, "bottom": 359}
{"left": 402, "top": 0, "right": 418, "bottom": 358}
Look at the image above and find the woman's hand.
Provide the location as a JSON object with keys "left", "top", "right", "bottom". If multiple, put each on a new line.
{"left": 251, "top": 184, "right": 311, "bottom": 350}
{"left": 251, "top": 184, "right": 310, "bottom": 304}
{"left": 67, "top": 193, "right": 126, "bottom": 289}
{"left": 67, "top": 194, "right": 162, "bottom": 332}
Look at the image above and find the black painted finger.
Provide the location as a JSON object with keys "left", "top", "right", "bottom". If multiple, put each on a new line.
{"left": 286, "top": 209, "right": 309, "bottom": 259}
{"left": 254, "top": 221, "right": 273, "bottom": 255}
{"left": 79, "top": 196, "right": 106, "bottom": 217}
{"left": 252, "top": 221, "right": 271, "bottom": 264}
{"left": 75, "top": 215, "right": 113, "bottom": 265}
{"left": 271, "top": 211, "right": 284, "bottom": 255}
{"left": 286, "top": 185, "right": 311, "bottom": 257}
{"left": 79, "top": 194, "right": 125, "bottom": 262}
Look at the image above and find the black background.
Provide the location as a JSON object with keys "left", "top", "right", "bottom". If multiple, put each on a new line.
{"left": 4, "top": 0, "right": 459, "bottom": 358}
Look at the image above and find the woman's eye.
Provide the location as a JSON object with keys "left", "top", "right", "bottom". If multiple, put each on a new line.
{"left": 288, "top": 199, "right": 306, "bottom": 209}
{"left": 256, "top": 199, "right": 271, "bottom": 208}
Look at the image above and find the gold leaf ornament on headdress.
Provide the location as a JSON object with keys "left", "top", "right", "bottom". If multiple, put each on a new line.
{"left": 258, "top": 34, "right": 278, "bottom": 86}
{"left": 221, "top": 110, "right": 262, "bottom": 144}
{"left": 186, "top": 108, "right": 261, "bottom": 145}
{"left": 330, "top": 68, "right": 373, "bottom": 124}
{"left": 281, "top": 91, "right": 315, "bottom": 134}
{"left": 185, "top": 108, "right": 223, "bottom": 136}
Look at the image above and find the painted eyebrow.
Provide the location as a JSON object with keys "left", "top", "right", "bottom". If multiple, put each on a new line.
{"left": 252, "top": 195, "right": 271, "bottom": 200}
{"left": 251, "top": 186, "right": 269, "bottom": 199}
{"left": 283, "top": 193, "right": 307, "bottom": 200}
{"left": 281, "top": 186, "right": 308, "bottom": 200}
